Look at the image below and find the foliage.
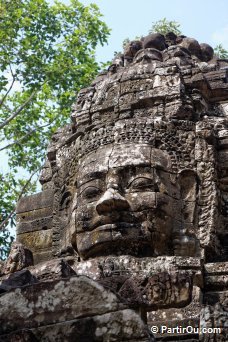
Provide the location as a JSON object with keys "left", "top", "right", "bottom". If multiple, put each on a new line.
{"left": 0, "top": 0, "right": 110, "bottom": 259}
{"left": 122, "top": 38, "right": 130, "bottom": 49}
{"left": 149, "top": 18, "right": 182, "bottom": 36}
{"left": 122, "top": 36, "right": 142, "bottom": 49}
{"left": 214, "top": 44, "right": 228, "bottom": 59}
{"left": 122, "top": 18, "right": 182, "bottom": 50}
{"left": 0, "top": 230, "right": 14, "bottom": 260}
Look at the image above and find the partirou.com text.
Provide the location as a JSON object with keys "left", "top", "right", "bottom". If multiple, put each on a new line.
{"left": 150, "top": 325, "right": 221, "bottom": 334}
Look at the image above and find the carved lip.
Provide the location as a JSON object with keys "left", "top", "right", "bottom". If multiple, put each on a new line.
{"left": 93, "top": 222, "right": 140, "bottom": 232}
{"left": 78, "top": 223, "right": 155, "bottom": 259}
{"left": 82, "top": 237, "right": 154, "bottom": 259}
{"left": 91, "top": 214, "right": 139, "bottom": 230}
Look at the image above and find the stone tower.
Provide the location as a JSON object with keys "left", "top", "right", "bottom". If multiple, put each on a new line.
{"left": 1, "top": 33, "right": 228, "bottom": 341}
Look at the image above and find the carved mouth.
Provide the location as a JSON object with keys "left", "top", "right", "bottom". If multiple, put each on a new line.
{"left": 94, "top": 222, "right": 141, "bottom": 231}
{"left": 77, "top": 222, "right": 156, "bottom": 259}
{"left": 91, "top": 213, "right": 141, "bottom": 230}
{"left": 83, "top": 239, "right": 155, "bottom": 259}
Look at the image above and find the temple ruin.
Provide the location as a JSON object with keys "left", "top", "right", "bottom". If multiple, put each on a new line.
{"left": 0, "top": 32, "right": 228, "bottom": 341}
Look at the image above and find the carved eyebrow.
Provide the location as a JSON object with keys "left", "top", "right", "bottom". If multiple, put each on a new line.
{"left": 78, "top": 185, "right": 102, "bottom": 197}
{"left": 127, "top": 175, "right": 154, "bottom": 188}
{"left": 79, "top": 171, "right": 106, "bottom": 187}
{"left": 78, "top": 177, "right": 105, "bottom": 193}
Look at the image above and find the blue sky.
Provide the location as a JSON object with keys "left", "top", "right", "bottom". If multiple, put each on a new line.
{"left": 78, "top": 0, "right": 228, "bottom": 63}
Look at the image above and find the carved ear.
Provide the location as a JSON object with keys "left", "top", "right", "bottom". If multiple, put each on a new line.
{"left": 178, "top": 169, "right": 198, "bottom": 202}
{"left": 178, "top": 169, "right": 198, "bottom": 225}
{"left": 60, "top": 191, "right": 72, "bottom": 209}
{"left": 174, "top": 170, "right": 199, "bottom": 257}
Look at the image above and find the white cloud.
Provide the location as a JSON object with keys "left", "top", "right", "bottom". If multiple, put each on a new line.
{"left": 212, "top": 26, "right": 228, "bottom": 48}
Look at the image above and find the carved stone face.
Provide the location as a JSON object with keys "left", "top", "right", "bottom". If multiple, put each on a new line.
{"left": 73, "top": 144, "right": 182, "bottom": 260}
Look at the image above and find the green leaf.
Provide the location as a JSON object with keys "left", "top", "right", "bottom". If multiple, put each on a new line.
{"left": 150, "top": 18, "right": 182, "bottom": 35}
{"left": 214, "top": 44, "right": 228, "bottom": 59}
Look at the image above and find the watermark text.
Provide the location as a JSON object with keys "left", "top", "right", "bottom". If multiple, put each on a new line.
{"left": 150, "top": 325, "right": 221, "bottom": 335}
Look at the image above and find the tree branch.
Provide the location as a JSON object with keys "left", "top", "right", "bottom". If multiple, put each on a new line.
{"left": 0, "top": 91, "right": 37, "bottom": 130}
{"left": 0, "top": 76, "right": 15, "bottom": 108}
{"left": 1, "top": 102, "right": 12, "bottom": 112}
{"left": 0, "top": 119, "right": 55, "bottom": 152}
{"left": 0, "top": 61, "right": 19, "bottom": 108}
{"left": 0, "top": 169, "right": 39, "bottom": 231}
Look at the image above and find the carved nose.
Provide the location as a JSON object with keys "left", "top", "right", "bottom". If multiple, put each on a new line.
{"left": 96, "top": 188, "right": 130, "bottom": 215}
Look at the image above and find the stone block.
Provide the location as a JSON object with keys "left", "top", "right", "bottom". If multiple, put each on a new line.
{"left": 32, "top": 250, "right": 53, "bottom": 265}
{"left": 0, "top": 276, "right": 127, "bottom": 335}
{"left": 16, "top": 189, "right": 54, "bottom": 213}
{"left": 17, "top": 216, "right": 53, "bottom": 234}
{"left": 204, "top": 262, "right": 228, "bottom": 274}
{"left": 205, "top": 275, "right": 228, "bottom": 291}
{"left": 17, "top": 229, "right": 52, "bottom": 251}
{"left": 0, "top": 309, "right": 153, "bottom": 341}
{"left": 30, "top": 258, "right": 76, "bottom": 281}
{"left": 0, "top": 269, "right": 38, "bottom": 293}
{"left": 17, "top": 206, "right": 53, "bottom": 223}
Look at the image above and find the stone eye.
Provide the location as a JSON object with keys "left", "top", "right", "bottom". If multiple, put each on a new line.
{"left": 81, "top": 186, "right": 101, "bottom": 199}
{"left": 128, "top": 177, "right": 156, "bottom": 191}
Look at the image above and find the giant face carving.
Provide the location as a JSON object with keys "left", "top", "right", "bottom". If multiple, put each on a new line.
{"left": 71, "top": 143, "right": 194, "bottom": 260}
